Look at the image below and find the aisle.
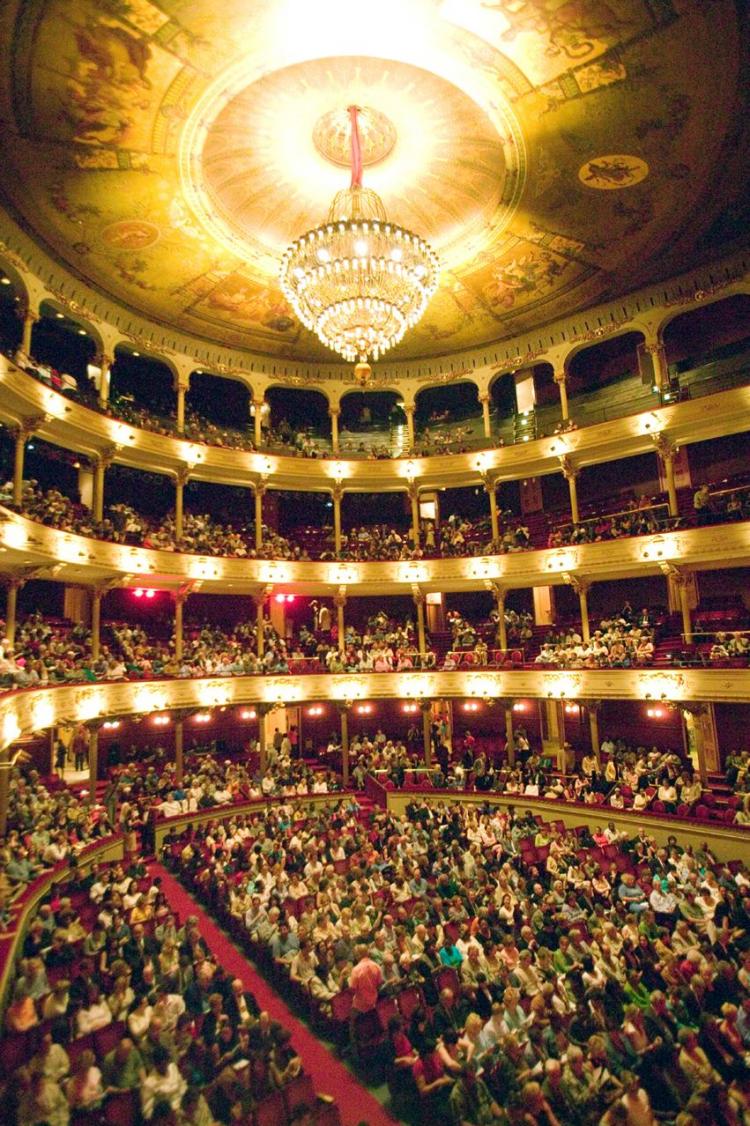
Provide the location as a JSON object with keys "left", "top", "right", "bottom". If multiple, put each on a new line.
{"left": 151, "top": 863, "right": 399, "bottom": 1126}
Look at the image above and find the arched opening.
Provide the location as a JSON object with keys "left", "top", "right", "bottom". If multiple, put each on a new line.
{"left": 110, "top": 346, "right": 177, "bottom": 423}
{"left": 565, "top": 330, "right": 649, "bottom": 424}
{"left": 32, "top": 303, "right": 100, "bottom": 402}
{"left": 662, "top": 294, "right": 750, "bottom": 397}
{"left": 264, "top": 387, "right": 330, "bottom": 453}
{"left": 0, "top": 268, "right": 23, "bottom": 353}
{"left": 415, "top": 381, "right": 481, "bottom": 450}
{"left": 187, "top": 371, "right": 251, "bottom": 436}
{"left": 338, "top": 390, "right": 403, "bottom": 456}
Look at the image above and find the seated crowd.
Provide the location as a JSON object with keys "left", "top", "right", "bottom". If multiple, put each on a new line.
{"left": 166, "top": 790, "right": 750, "bottom": 1125}
{"left": 534, "top": 604, "right": 656, "bottom": 670}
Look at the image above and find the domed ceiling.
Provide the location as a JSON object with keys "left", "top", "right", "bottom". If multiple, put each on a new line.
{"left": 0, "top": 0, "right": 748, "bottom": 364}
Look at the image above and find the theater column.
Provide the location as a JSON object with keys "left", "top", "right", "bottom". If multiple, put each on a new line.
{"left": 97, "top": 354, "right": 113, "bottom": 409}
{"left": 653, "top": 434, "right": 679, "bottom": 518}
{"left": 421, "top": 699, "right": 432, "bottom": 767}
{"left": 174, "top": 466, "right": 189, "bottom": 542}
{"left": 175, "top": 371, "right": 190, "bottom": 435}
{"left": 403, "top": 401, "right": 415, "bottom": 450}
{"left": 408, "top": 482, "right": 421, "bottom": 546}
{"left": 566, "top": 575, "right": 591, "bottom": 643}
{"left": 487, "top": 583, "right": 507, "bottom": 651}
{"left": 255, "top": 587, "right": 270, "bottom": 660}
{"left": 412, "top": 586, "right": 427, "bottom": 661}
{"left": 642, "top": 334, "right": 669, "bottom": 391}
{"left": 332, "top": 482, "right": 343, "bottom": 555}
{"left": 334, "top": 587, "right": 347, "bottom": 656}
{"left": 479, "top": 393, "right": 492, "bottom": 439}
{"left": 553, "top": 368, "right": 569, "bottom": 421}
{"left": 91, "top": 587, "right": 104, "bottom": 660}
{"left": 174, "top": 715, "right": 184, "bottom": 787}
{"left": 11, "top": 418, "right": 40, "bottom": 507}
{"left": 560, "top": 455, "right": 580, "bottom": 525}
{"left": 3, "top": 576, "right": 24, "bottom": 646}
{"left": 660, "top": 563, "right": 692, "bottom": 643}
{"left": 254, "top": 479, "right": 266, "bottom": 552}
{"left": 338, "top": 703, "right": 351, "bottom": 786}
{"left": 253, "top": 398, "right": 265, "bottom": 448}
{"left": 173, "top": 588, "right": 189, "bottom": 662}
{"left": 21, "top": 309, "right": 38, "bottom": 356}
{"left": 92, "top": 448, "right": 115, "bottom": 524}
{"left": 0, "top": 753, "right": 10, "bottom": 837}
{"left": 87, "top": 723, "right": 101, "bottom": 803}
{"left": 499, "top": 698, "right": 515, "bottom": 766}
{"left": 329, "top": 407, "right": 340, "bottom": 455}
{"left": 482, "top": 472, "right": 499, "bottom": 545}
{"left": 584, "top": 699, "right": 602, "bottom": 770}
{"left": 257, "top": 703, "right": 273, "bottom": 775}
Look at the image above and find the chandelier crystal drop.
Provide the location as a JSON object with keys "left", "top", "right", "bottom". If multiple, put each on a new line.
{"left": 280, "top": 105, "right": 439, "bottom": 368}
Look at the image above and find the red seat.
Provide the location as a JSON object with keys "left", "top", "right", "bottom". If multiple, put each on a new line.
{"left": 253, "top": 1090, "right": 286, "bottom": 1126}
{"left": 376, "top": 995, "right": 400, "bottom": 1031}
{"left": 103, "top": 1090, "right": 137, "bottom": 1126}
{"left": 94, "top": 1020, "right": 126, "bottom": 1060}
{"left": 396, "top": 985, "right": 424, "bottom": 1022}
{"left": 283, "top": 1072, "right": 316, "bottom": 1118}
{"left": 434, "top": 966, "right": 461, "bottom": 997}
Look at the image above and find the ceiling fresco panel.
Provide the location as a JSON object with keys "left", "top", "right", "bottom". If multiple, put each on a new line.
{"left": 0, "top": 0, "right": 746, "bottom": 365}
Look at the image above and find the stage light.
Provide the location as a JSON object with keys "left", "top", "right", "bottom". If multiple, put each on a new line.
{"left": 240, "top": 709, "right": 257, "bottom": 720}
{"left": 134, "top": 589, "right": 143, "bottom": 598}
{"left": 145, "top": 589, "right": 155, "bottom": 599}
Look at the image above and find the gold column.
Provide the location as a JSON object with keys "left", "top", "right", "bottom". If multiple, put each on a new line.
{"left": 175, "top": 375, "right": 190, "bottom": 435}
{"left": 91, "top": 588, "right": 103, "bottom": 660}
{"left": 413, "top": 586, "right": 427, "bottom": 660}
{"left": 253, "top": 399, "right": 265, "bottom": 448}
{"left": 566, "top": 576, "right": 592, "bottom": 643}
{"left": 21, "top": 310, "right": 37, "bottom": 356}
{"left": 583, "top": 699, "right": 602, "bottom": 770}
{"left": 653, "top": 434, "right": 679, "bottom": 518}
{"left": 332, "top": 483, "right": 343, "bottom": 555}
{"left": 560, "top": 455, "right": 580, "bottom": 525}
{"left": 97, "top": 354, "right": 112, "bottom": 408}
{"left": 421, "top": 700, "right": 433, "bottom": 767}
{"left": 87, "top": 726, "right": 99, "bottom": 803}
{"left": 403, "top": 402, "right": 415, "bottom": 449}
{"left": 174, "top": 717, "right": 184, "bottom": 786}
{"left": 173, "top": 589, "right": 188, "bottom": 662}
{"left": 10, "top": 419, "right": 39, "bottom": 507}
{"left": 554, "top": 369, "right": 569, "bottom": 421}
{"left": 256, "top": 589, "right": 268, "bottom": 660}
{"left": 92, "top": 448, "right": 115, "bottom": 524}
{"left": 661, "top": 564, "right": 692, "bottom": 643}
{"left": 483, "top": 472, "right": 499, "bottom": 544}
{"left": 339, "top": 703, "right": 350, "bottom": 787}
{"left": 479, "top": 393, "right": 492, "bottom": 438}
{"left": 254, "top": 480, "right": 266, "bottom": 551}
{"left": 0, "top": 754, "right": 11, "bottom": 837}
{"left": 504, "top": 704, "right": 516, "bottom": 766}
{"left": 329, "top": 408, "right": 340, "bottom": 454}
{"left": 644, "top": 338, "right": 669, "bottom": 391}
{"left": 334, "top": 587, "right": 347, "bottom": 656}
{"left": 488, "top": 583, "right": 508, "bottom": 651}
{"left": 408, "top": 482, "right": 421, "bottom": 546}
{"left": 3, "top": 577, "right": 24, "bottom": 646}
{"left": 174, "top": 466, "right": 189, "bottom": 542}
{"left": 257, "top": 703, "right": 273, "bottom": 775}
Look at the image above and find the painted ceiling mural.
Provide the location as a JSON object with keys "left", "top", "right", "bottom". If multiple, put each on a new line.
{"left": 0, "top": 0, "right": 748, "bottom": 363}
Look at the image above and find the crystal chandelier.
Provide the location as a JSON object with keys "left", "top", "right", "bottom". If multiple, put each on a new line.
{"left": 280, "top": 106, "right": 439, "bottom": 376}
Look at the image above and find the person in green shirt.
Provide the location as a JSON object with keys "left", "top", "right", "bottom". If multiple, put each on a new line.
{"left": 101, "top": 1037, "right": 144, "bottom": 1091}
{"left": 450, "top": 1062, "right": 507, "bottom": 1124}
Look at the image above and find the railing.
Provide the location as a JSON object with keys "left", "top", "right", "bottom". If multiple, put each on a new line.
{"left": 380, "top": 787, "right": 750, "bottom": 863}
{"left": 0, "top": 834, "right": 125, "bottom": 1018}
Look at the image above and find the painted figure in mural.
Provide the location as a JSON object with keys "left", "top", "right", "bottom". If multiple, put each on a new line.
{"left": 481, "top": 0, "right": 632, "bottom": 58}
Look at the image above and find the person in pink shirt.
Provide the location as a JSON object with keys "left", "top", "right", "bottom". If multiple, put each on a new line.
{"left": 349, "top": 945, "right": 383, "bottom": 1015}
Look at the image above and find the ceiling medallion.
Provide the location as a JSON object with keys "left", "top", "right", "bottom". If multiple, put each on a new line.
{"left": 280, "top": 105, "right": 439, "bottom": 378}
